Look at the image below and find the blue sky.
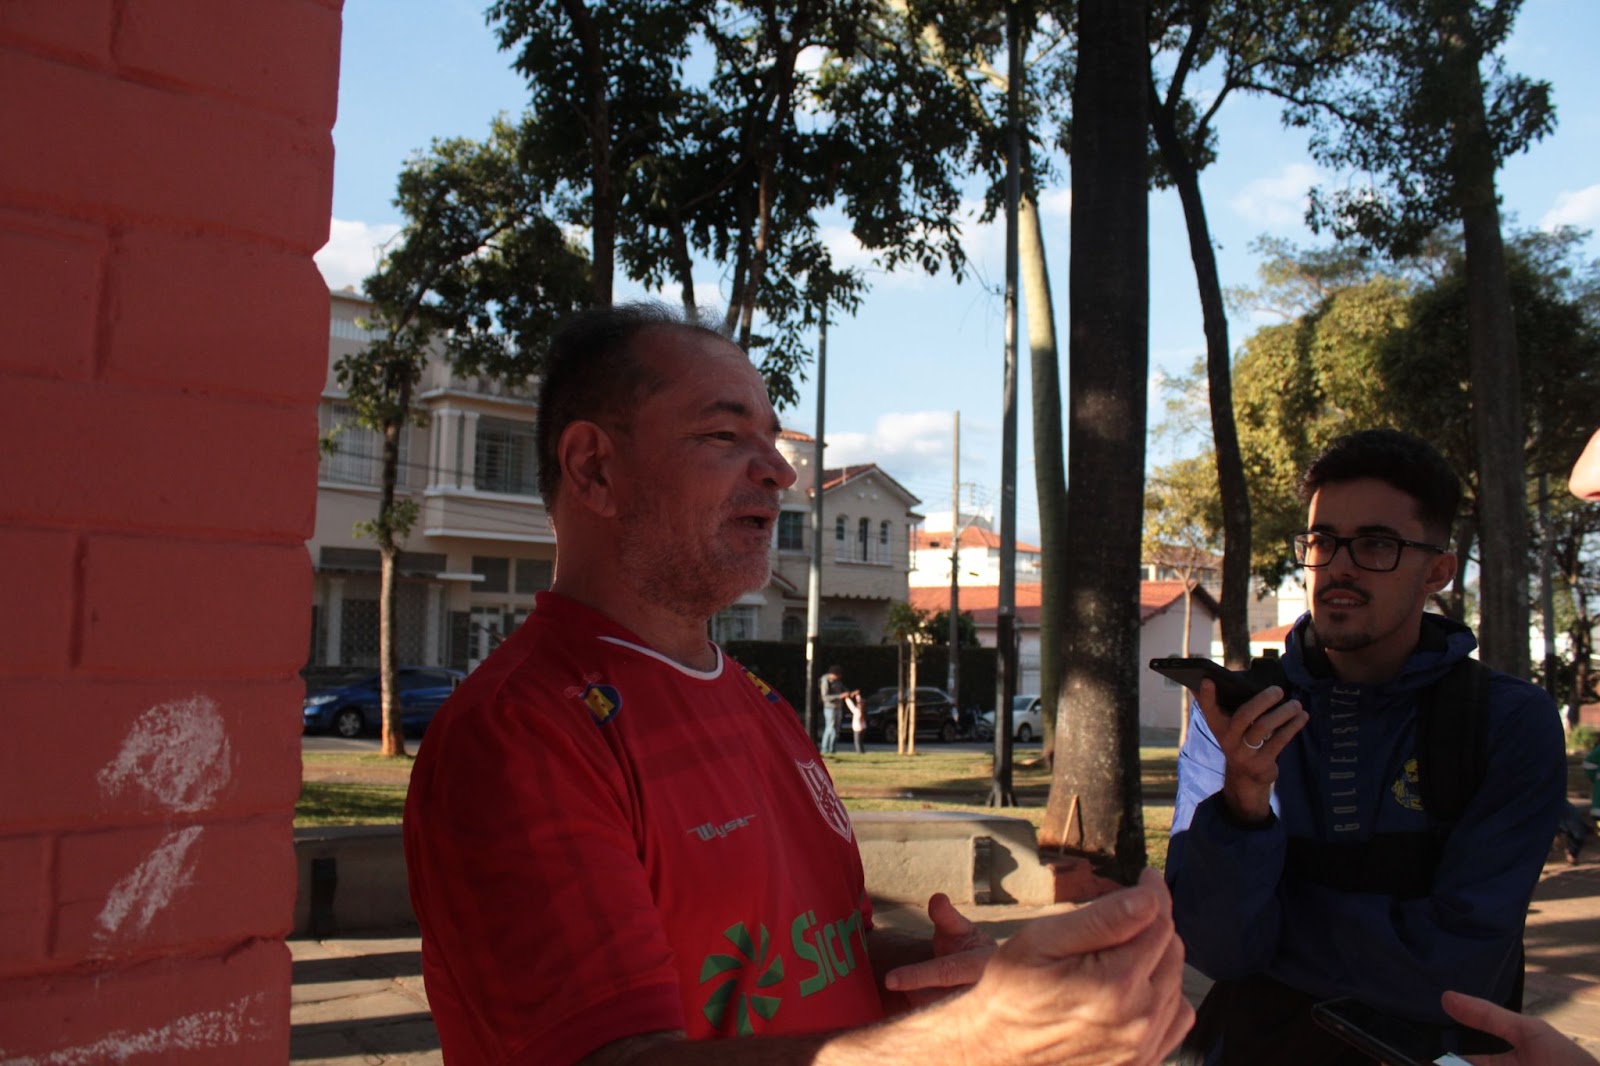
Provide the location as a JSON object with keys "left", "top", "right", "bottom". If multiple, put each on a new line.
{"left": 318, "top": 0, "right": 1600, "bottom": 545}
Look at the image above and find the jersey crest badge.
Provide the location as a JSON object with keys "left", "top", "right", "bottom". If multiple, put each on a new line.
{"left": 794, "top": 759, "right": 852, "bottom": 841}
{"left": 566, "top": 675, "right": 622, "bottom": 726}
{"left": 1390, "top": 756, "right": 1424, "bottom": 811}
{"left": 743, "top": 668, "right": 782, "bottom": 703}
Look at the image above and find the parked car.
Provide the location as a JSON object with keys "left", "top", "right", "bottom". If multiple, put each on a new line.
{"left": 979, "top": 694, "right": 1044, "bottom": 743}
{"left": 302, "top": 666, "right": 465, "bottom": 738}
{"left": 863, "top": 685, "right": 963, "bottom": 744}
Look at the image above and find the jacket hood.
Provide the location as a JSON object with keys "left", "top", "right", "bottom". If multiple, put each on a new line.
{"left": 1280, "top": 610, "right": 1478, "bottom": 700}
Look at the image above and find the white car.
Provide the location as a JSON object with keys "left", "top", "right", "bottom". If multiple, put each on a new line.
{"left": 981, "top": 694, "right": 1043, "bottom": 743}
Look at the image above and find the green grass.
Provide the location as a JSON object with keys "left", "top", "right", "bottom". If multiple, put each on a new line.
{"left": 296, "top": 781, "right": 408, "bottom": 827}
{"left": 297, "top": 745, "right": 1181, "bottom": 867}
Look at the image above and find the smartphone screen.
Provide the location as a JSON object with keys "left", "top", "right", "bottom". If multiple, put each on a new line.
{"left": 1312, "top": 998, "right": 1509, "bottom": 1065}
{"left": 1147, "top": 656, "right": 1266, "bottom": 713}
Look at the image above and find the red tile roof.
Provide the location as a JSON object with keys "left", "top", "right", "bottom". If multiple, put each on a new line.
{"left": 914, "top": 527, "right": 1042, "bottom": 554}
{"left": 908, "top": 580, "right": 1220, "bottom": 627}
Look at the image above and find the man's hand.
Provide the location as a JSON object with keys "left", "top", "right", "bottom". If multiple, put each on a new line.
{"left": 1196, "top": 679, "right": 1308, "bottom": 824}
{"left": 1442, "top": 991, "right": 1600, "bottom": 1066}
{"left": 882, "top": 893, "right": 998, "bottom": 1005}
{"left": 934, "top": 868, "right": 1193, "bottom": 1066}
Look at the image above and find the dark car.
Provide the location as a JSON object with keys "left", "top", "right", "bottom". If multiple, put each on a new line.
{"left": 302, "top": 666, "right": 465, "bottom": 738}
{"left": 863, "top": 685, "right": 962, "bottom": 744}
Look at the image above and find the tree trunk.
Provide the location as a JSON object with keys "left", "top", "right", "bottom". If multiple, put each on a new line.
{"left": 1148, "top": 77, "right": 1252, "bottom": 669}
{"left": 1040, "top": 0, "right": 1149, "bottom": 882}
{"left": 559, "top": 0, "right": 613, "bottom": 306}
{"left": 378, "top": 380, "right": 410, "bottom": 759}
{"left": 1179, "top": 579, "right": 1195, "bottom": 748}
{"left": 1021, "top": 189, "right": 1068, "bottom": 762}
{"left": 1442, "top": 2, "right": 1530, "bottom": 678}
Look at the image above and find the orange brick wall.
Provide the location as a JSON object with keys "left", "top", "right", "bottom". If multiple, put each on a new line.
{"left": 0, "top": 1, "right": 341, "bottom": 1060}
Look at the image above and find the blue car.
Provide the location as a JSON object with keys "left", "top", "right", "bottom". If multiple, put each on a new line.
{"left": 302, "top": 666, "right": 465, "bottom": 738}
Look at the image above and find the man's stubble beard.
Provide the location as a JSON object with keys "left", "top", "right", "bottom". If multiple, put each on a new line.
{"left": 616, "top": 504, "right": 770, "bottom": 623}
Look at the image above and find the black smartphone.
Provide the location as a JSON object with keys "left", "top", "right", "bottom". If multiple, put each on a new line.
{"left": 1147, "top": 656, "right": 1266, "bottom": 713}
{"left": 1311, "top": 997, "right": 1509, "bottom": 1065}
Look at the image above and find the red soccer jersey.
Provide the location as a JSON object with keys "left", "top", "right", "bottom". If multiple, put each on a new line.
{"left": 404, "top": 592, "right": 883, "bottom": 1064}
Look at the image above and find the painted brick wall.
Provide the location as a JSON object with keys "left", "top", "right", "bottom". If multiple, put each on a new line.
{"left": 0, "top": 1, "right": 341, "bottom": 1061}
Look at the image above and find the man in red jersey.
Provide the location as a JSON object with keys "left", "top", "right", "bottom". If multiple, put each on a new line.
{"left": 404, "top": 303, "right": 1191, "bottom": 1066}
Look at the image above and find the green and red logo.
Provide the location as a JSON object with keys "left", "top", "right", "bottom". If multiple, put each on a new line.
{"left": 698, "top": 922, "right": 784, "bottom": 1036}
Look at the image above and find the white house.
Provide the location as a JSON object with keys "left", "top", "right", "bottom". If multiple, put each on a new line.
{"left": 910, "top": 579, "right": 1222, "bottom": 732}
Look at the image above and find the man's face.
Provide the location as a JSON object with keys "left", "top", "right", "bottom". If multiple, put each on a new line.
{"left": 1304, "top": 477, "right": 1455, "bottom": 675}
{"left": 611, "top": 329, "right": 797, "bottom": 620}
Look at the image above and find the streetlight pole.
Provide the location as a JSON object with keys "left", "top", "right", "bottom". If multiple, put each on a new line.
{"left": 991, "top": 0, "right": 1021, "bottom": 807}
{"left": 804, "top": 301, "right": 828, "bottom": 742}
{"left": 949, "top": 411, "right": 961, "bottom": 711}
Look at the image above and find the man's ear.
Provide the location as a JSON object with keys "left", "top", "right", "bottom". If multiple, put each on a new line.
{"left": 557, "top": 421, "right": 619, "bottom": 517}
{"left": 1423, "top": 549, "right": 1458, "bottom": 595}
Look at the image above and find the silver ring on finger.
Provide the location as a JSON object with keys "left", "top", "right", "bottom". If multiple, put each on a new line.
{"left": 1243, "top": 735, "right": 1266, "bottom": 750}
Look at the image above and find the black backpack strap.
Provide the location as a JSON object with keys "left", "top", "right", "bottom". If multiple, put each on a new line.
{"left": 1414, "top": 656, "right": 1494, "bottom": 825}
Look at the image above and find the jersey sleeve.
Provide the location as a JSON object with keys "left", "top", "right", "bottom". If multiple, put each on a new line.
{"left": 404, "top": 682, "right": 684, "bottom": 1065}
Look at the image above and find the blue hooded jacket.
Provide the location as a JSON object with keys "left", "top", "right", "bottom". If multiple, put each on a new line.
{"left": 1167, "top": 612, "right": 1565, "bottom": 1025}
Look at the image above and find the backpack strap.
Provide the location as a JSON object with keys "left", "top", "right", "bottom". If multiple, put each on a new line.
{"left": 1414, "top": 656, "right": 1494, "bottom": 825}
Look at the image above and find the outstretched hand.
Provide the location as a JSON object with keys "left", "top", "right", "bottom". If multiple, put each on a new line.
{"left": 1442, "top": 991, "right": 1599, "bottom": 1066}
{"left": 882, "top": 893, "right": 998, "bottom": 1005}
{"left": 893, "top": 868, "right": 1191, "bottom": 1066}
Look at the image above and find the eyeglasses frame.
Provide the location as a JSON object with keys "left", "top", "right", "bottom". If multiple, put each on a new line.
{"left": 1288, "top": 531, "right": 1447, "bottom": 574}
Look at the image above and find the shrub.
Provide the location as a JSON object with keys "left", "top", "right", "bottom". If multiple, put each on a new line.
{"left": 1571, "top": 724, "right": 1599, "bottom": 753}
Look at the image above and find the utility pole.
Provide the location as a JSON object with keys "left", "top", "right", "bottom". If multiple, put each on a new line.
{"left": 990, "top": 0, "right": 1021, "bottom": 807}
{"left": 948, "top": 411, "right": 961, "bottom": 711}
{"left": 804, "top": 302, "right": 828, "bottom": 743}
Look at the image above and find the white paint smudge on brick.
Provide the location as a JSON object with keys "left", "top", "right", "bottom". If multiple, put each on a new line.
{"left": 95, "top": 826, "right": 203, "bottom": 939}
{"left": 97, "top": 694, "right": 232, "bottom": 813}
{"left": 0, "top": 993, "right": 263, "bottom": 1065}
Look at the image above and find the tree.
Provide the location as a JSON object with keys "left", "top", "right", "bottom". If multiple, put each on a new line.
{"left": 884, "top": 601, "right": 934, "bottom": 754}
{"left": 487, "top": 0, "right": 707, "bottom": 308}
{"left": 1038, "top": 0, "right": 1149, "bottom": 881}
{"left": 925, "top": 608, "right": 980, "bottom": 647}
{"left": 490, "top": 0, "right": 984, "bottom": 407}
{"left": 336, "top": 121, "right": 589, "bottom": 756}
{"left": 1282, "top": 0, "right": 1557, "bottom": 676}
{"left": 1228, "top": 231, "right": 1600, "bottom": 646}
{"left": 1145, "top": 0, "right": 1371, "bottom": 668}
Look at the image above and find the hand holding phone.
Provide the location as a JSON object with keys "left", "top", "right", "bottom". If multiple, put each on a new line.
{"left": 1147, "top": 657, "right": 1267, "bottom": 714}
{"left": 1313, "top": 997, "right": 1511, "bottom": 1065}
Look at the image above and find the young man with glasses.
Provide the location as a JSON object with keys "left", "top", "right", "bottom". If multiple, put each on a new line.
{"left": 1167, "top": 428, "right": 1566, "bottom": 1064}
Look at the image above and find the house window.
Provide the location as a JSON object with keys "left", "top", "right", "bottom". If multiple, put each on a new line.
{"left": 879, "top": 521, "right": 891, "bottom": 563}
{"left": 777, "top": 511, "right": 805, "bottom": 552}
{"left": 857, "top": 517, "right": 870, "bottom": 562}
{"left": 781, "top": 613, "right": 804, "bottom": 642}
{"left": 472, "top": 555, "right": 510, "bottom": 593}
{"left": 712, "top": 605, "right": 758, "bottom": 643}
{"left": 474, "top": 417, "right": 539, "bottom": 496}
{"left": 320, "top": 402, "right": 407, "bottom": 486}
{"left": 835, "top": 515, "right": 846, "bottom": 543}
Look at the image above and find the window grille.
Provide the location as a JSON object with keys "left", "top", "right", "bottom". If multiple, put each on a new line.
{"left": 474, "top": 417, "right": 539, "bottom": 495}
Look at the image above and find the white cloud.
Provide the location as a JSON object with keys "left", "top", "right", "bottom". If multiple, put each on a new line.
{"left": 1037, "top": 186, "right": 1073, "bottom": 222}
{"left": 315, "top": 218, "right": 401, "bottom": 291}
{"left": 823, "top": 410, "right": 956, "bottom": 483}
{"left": 1540, "top": 184, "right": 1600, "bottom": 231}
{"left": 1229, "top": 163, "right": 1321, "bottom": 230}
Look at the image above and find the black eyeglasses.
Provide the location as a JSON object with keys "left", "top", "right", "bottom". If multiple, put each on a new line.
{"left": 1289, "top": 531, "right": 1446, "bottom": 573}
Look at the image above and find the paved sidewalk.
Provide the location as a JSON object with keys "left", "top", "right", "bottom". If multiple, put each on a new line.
{"left": 290, "top": 857, "right": 1600, "bottom": 1064}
